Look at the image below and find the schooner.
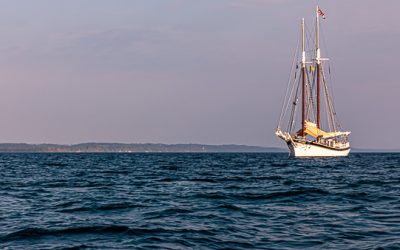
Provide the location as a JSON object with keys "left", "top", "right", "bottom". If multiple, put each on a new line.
{"left": 275, "top": 7, "right": 350, "bottom": 157}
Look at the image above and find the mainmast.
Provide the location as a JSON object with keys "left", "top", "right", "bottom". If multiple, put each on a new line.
{"left": 316, "top": 6, "right": 321, "bottom": 129}
{"left": 301, "top": 18, "right": 306, "bottom": 138}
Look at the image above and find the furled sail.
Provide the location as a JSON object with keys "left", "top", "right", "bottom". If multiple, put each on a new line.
{"left": 295, "top": 121, "right": 350, "bottom": 138}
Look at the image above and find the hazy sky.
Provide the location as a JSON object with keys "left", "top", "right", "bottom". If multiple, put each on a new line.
{"left": 0, "top": 0, "right": 398, "bottom": 149}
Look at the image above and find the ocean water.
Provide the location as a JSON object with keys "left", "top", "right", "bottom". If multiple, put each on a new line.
{"left": 0, "top": 153, "right": 399, "bottom": 250}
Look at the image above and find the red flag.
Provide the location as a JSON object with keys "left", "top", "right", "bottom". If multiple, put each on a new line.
{"left": 317, "top": 7, "right": 326, "bottom": 19}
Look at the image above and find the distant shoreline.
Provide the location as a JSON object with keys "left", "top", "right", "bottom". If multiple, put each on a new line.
{"left": 0, "top": 143, "right": 285, "bottom": 153}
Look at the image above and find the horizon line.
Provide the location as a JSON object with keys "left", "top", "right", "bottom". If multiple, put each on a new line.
{"left": 0, "top": 142, "right": 398, "bottom": 152}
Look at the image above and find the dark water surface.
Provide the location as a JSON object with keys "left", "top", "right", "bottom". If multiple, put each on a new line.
{"left": 0, "top": 153, "right": 399, "bottom": 249}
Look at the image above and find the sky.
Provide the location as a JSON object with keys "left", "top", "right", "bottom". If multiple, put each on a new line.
{"left": 0, "top": 0, "right": 398, "bottom": 149}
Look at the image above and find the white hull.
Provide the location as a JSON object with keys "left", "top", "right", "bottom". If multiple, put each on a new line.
{"left": 287, "top": 141, "right": 350, "bottom": 157}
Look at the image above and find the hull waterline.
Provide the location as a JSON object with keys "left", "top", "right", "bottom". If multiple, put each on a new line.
{"left": 287, "top": 141, "right": 350, "bottom": 157}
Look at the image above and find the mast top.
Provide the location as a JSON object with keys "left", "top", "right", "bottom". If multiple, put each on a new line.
{"left": 301, "top": 18, "right": 305, "bottom": 66}
{"left": 316, "top": 6, "right": 321, "bottom": 63}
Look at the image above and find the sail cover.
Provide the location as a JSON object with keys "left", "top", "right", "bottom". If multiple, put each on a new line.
{"left": 295, "top": 121, "right": 350, "bottom": 138}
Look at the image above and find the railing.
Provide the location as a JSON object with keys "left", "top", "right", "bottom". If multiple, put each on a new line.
{"left": 293, "top": 138, "right": 350, "bottom": 149}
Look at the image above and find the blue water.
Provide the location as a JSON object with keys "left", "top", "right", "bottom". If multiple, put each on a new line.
{"left": 0, "top": 153, "right": 399, "bottom": 249}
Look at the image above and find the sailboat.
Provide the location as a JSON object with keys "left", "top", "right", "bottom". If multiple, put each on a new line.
{"left": 275, "top": 7, "right": 350, "bottom": 157}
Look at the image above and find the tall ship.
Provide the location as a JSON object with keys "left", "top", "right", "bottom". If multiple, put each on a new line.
{"left": 275, "top": 7, "right": 350, "bottom": 157}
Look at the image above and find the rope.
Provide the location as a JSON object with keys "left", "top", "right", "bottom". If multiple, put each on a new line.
{"left": 277, "top": 33, "right": 301, "bottom": 128}
{"left": 306, "top": 66, "right": 317, "bottom": 122}
{"left": 320, "top": 21, "right": 343, "bottom": 132}
{"left": 288, "top": 75, "right": 301, "bottom": 133}
{"left": 322, "top": 69, "right": 337, "bottom": 132}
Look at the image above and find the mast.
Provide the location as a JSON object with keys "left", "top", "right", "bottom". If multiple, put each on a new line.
{"left": 301, "top": 18, "right": 306, "bottom": 138}
{"left": 316, "top": 6, "right": 321, "bottom": 129}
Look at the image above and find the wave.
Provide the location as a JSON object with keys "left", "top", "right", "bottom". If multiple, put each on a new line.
{"left": 194, "top": 192, "right": 227, "bottom": 200}
{"left": 1, "top": 226, "right": 130, "bottom": 242}
{"left": 218, "top": 204, "right": 242, "bottom": 211}
{"left": 59, "top": 202, "right": 146, "bottom": 213}
{"left": 217, "top": 204, "right": 264, "bottom": 217}
{"left": 348, "top": 179, "right": 390, "bottom": 188}
{"left": 158, "top": 177, "right": 177, "bottom": 182}
{"left": 1, "top": 226, "right": 217, "bottom": 242}
{"left": 143, "top": 208, "right": 193, "bottom": 218}
{"left": 45, "top": 162, "right": 69, "bottom": 167}
{"left": 215, "top": 177, "right": 246, "bottom": 182}
{"left": 234, "top": 188, "right": 330, "bottom": 200}
{"left": 251, "top": 175, "right": 284, "bottom": 180}
{"left": 58, "top": 244, "right": 90, "bottom": 250}
{"left": 193, "top": 188, "right": 329, "bottom": 201}
{"left": 188, "top": 178, "right": 217, "bottom": 183}
{"left": 270, "top": 162, "right": 289, "bottom": 167}
{"left": 158, "top": 178, "right": 216, "bottom": 183}
{"left": 101, "top": 170, "right": 131, "bottom": 174}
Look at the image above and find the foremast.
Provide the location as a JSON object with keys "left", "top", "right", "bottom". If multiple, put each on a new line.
{"left": 316, "top": 6, "right": 321, "bottom": 130}
{"left": 301, "top": 18, "right": 306, "bottom": 139}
